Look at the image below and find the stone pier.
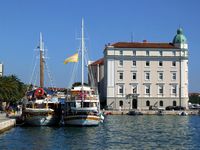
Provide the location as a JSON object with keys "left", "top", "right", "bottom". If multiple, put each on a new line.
{"left": 0, "top": 113, "right": 16, "bottom": 133}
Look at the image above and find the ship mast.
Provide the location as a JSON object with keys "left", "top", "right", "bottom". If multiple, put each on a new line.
{"left": 81, "top": 18, "right": 85, "bottom": 103}
{"left": 39, "top": 32, "right": 44, "bottom": 88}
{"left": 81, "top": 19, "right": 84, "bottom": 88}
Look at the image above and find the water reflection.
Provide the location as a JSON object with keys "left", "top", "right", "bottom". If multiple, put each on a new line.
{"left": 0, "top": 115, "right": 200, "bottom": 149}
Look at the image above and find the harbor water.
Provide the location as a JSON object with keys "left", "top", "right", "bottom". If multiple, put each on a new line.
{"left": 0, "top": 115, "right": 200, "bottom": 149}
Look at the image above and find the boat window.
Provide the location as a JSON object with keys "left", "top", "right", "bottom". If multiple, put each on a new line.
{"left": 92, "top": 103, "right": 97, "bottom": 107}
{"left": 83, "top": 102, "right": 90, "bottom": 107}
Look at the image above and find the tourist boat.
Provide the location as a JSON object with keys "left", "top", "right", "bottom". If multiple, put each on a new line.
{"left": 63, "top": 19, "right": 103, "bottom": 126}
{"left": 22, "top": 33, "right": 60, "bottom": 126}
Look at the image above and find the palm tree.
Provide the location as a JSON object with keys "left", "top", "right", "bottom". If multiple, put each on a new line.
{"left": 0, "top": 75, "right": 26, "bottom": 104}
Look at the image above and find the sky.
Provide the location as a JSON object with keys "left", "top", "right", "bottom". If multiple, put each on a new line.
{"left": 0, "top": 0, "right": 199, "bottom": 92}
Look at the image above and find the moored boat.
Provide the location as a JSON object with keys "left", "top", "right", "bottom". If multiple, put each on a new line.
{"left": 22, "top": 34, "right": 60, "bottom": 126}
{"left": 178, "top": 111, "right": 188, "bottom": 116}
{"left": 63, "top": 19, "right": 103, "bottom": 126}
{"left": 64, "top": 86, "right": 101, "bottom": 126}
{"left": 23, "top": 88, "right": 60, "bottom": 126}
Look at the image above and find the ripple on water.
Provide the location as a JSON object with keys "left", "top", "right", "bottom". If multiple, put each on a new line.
{"left": 0, "top": 115, "right": 200, "bottom": 150}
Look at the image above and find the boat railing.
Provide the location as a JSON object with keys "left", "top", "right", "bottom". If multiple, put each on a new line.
{"left": 69, "top": 95, "right": 98, "bottom": 101}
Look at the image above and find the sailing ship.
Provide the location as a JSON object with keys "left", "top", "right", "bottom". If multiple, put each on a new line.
{"left": 63, "top": 19, "right": 104, "bottom": 126}
{"left": 22, "top": 33, "right": 60, "bottom": 126}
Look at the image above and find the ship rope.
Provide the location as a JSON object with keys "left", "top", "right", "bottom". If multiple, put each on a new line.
{"left": 68, "top": 48, "right": 80, "bottom": 88}
{"left": 44, "top": 60, "right": 56, "bottom": 90}
{"left": 84, "top": 47, "right": 97, "bottom": 93}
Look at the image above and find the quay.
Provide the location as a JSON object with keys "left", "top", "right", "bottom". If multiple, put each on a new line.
{"left": 104, "top": 110, "right": 200, "bottom": 115}
{"left": 0, "top": 113, "right": 16, "bottom": 133}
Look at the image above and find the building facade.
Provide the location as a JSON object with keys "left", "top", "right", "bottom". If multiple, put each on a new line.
{"left": 88, "top": 58, "right": 106, "bottom": 107}
{"left": 0, "top": 63, "right": 3, "bottom": 76}
{"left": 90, "top": 28, "right": 189, "bottom": 110}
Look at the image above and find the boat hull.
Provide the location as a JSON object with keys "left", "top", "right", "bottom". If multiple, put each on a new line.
{"left": 63, "top": 115, "right": 100, "bottom": 126}
{"left": 25, "top": 115, "right": 59, "bottom": 126}
{"left": 23, "top": 109, "right": 59, "bottom": 126}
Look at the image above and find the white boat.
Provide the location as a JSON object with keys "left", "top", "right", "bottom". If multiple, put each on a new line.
{"left": 22, "top": 34, "right": 60, "bottom": 126}
{"left": 63, "top": 19, "right": 103, "bottom": 126}
{"left": 178, "top": 111, "right": 188, "bottom": 116}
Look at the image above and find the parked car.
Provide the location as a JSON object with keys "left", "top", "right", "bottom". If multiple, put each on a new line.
{"left": 165, "top": 106, "right": 186, "bottom": 110}
{"left": 174, "top": 106, "right": 186, "bottom": 110}
{"left": 165, "top": 106, "right": 174, "bottom": 110}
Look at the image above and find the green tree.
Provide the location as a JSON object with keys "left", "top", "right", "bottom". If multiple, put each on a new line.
{"left": 72, "top": 82, "right": 88, "bottom": 88}
{"left": 189, "top": 94, "right": 200, "bottom": 104}
{"left": 0, "top": 75, "right": 26, "bottom": 103}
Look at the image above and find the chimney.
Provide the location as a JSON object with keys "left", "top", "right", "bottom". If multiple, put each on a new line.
{"left": 143, "top": 40, "right": 147, "bottom": 43}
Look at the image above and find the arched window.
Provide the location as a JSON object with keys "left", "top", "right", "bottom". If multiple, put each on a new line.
{"left": 146, "top": 100, "right": 150, "bottom": 106}
{"left": 119, "top": 100, "right": 123, "bottom": 107}
{"left": 173, "top": 101, "right": 176, "bottom": 106}
{"left": 159, "top": 101, "right": 163, "bottom": 106}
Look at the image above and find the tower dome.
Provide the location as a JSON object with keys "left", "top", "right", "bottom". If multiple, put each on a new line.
{"left": 173, "top": 28, "right": 187, "bottom": 44}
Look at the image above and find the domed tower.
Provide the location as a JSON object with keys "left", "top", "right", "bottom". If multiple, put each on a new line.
{"left": 173, "top": 28, "right": 188, "bottom": 49}
{"left": 173, "top": 28, "right": 189, "bottom": 108}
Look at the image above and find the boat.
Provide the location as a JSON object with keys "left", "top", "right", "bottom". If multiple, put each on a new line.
{"left": 22, "top": 33, "right": 60, "bottom": 126}
{"left": 128, "top": 110, "right": 143, "bottom": 115}
{"left": 63, "top": 19, "right": 103, "bottom": 126}
{"left": 178, "top": 111, "right": 188, "bottom": 116}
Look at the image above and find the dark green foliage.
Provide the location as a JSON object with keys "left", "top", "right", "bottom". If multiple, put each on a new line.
{"left": 189, "top": 94, "right": 200, "bottom": 104}
{"left": 72, "top": 82, "right": 88, "bottom": 87}
{"left": 0, "top": 75, "right": 26, "bottom": 103}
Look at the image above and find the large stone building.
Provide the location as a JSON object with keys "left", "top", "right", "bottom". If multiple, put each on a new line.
{"left": 89, "top": 28, "right": 189, "bottom": 110}
{"left": 0, "top": 63, "right": 3, "bottom": 76}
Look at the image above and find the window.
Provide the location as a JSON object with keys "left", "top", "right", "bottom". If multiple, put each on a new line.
{"left": 172, "top": 61, "right": 176, "bottom": 67}
{"left": 159, "top": 101, "right": 163, "bottom": 106}
{"left": 172, "top": 72, "right": 176, "bottom": 80}
{"left": 172, "top": 85, "right": 177, "bottom": 94}
{"left": 145, "top": 72, "right": 150, "bottom": 80}
{"left": 119, "top": 60, "right": 123, "bottom": 66}
{"left": 173, "top": 101, "right": 177, "bottom": 106}
{"left": 118, "top": 85, "right": 124, "bottom": 94}
{"left": 158, "top": 72, "right": 163, "bottom": 80}
{"left": 132, "top": 72, "right": 137, "bottom": 80}
{"left": 120, "top": 50, "right": 123, "bottom": 55}
{"left": 146, "top": 100, "right": 150, "bottom": 106}
{"left": 160, "top": 51, "right": 163, "bottom": 56}
{"left": 159, "top": 61, "right": 163, "bottom": 66}
{"left": 158, "top": 85, "right": 163, "bottom": 94}
{"left": 146, "top": 51, "right": 149, "bottom": 56}
{"left": 145, "top": 85, "right": 150, "bottom": 94}
{"left": 133, "top": 61, "right": 136, "bottom": 66}
{"left": 146, "top": 61, "right": 150, "bottom": 66}
{"left": 119, "top": 100, "right": 123, "bottom": 107}
{"left": 119, "top": 72, "right": 123, "bottom": 80}
{"left": 132, "top": 86, "right": 137, "bottom": 94}
{"left": 133, "top": 51, "right": 136, "bottom": 56}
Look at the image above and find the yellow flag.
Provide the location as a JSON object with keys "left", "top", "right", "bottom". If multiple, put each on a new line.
{"left": 64, "top": 53, "right": 79, "bottom": 64}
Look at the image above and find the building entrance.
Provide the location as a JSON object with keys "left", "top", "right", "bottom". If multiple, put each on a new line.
{"left": 132, "top": 99, "right": 137, "bottom": 109}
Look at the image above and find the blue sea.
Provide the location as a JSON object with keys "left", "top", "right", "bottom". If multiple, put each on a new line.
{"left": 0, "top": 115, "right": 200, "bottom": 150}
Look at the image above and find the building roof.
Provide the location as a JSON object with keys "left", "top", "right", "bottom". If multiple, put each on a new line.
{"left": 89, "top": 58, "right": 104, "bottom": 66}
{"left": 109, "top": 42, "right": 178, "bottom": 49}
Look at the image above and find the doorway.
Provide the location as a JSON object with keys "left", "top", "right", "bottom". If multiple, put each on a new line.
{"left": 132, "top": 99, "right": 137, "bottom": 109}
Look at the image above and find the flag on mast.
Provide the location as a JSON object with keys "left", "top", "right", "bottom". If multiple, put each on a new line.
{"left": 64, "top": 53, "right": 79, "bottom": 64}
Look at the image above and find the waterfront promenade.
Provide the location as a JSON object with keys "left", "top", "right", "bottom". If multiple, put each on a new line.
{"left": 0, "top": 113, "right": 16, "bottom": 133}
{"left": 104, "top": 109, "right": 200, "bottom": 115}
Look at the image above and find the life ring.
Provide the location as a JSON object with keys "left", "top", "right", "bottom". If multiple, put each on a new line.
{"left": 34, "top": 88, "right": 45, "bottom": 98}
